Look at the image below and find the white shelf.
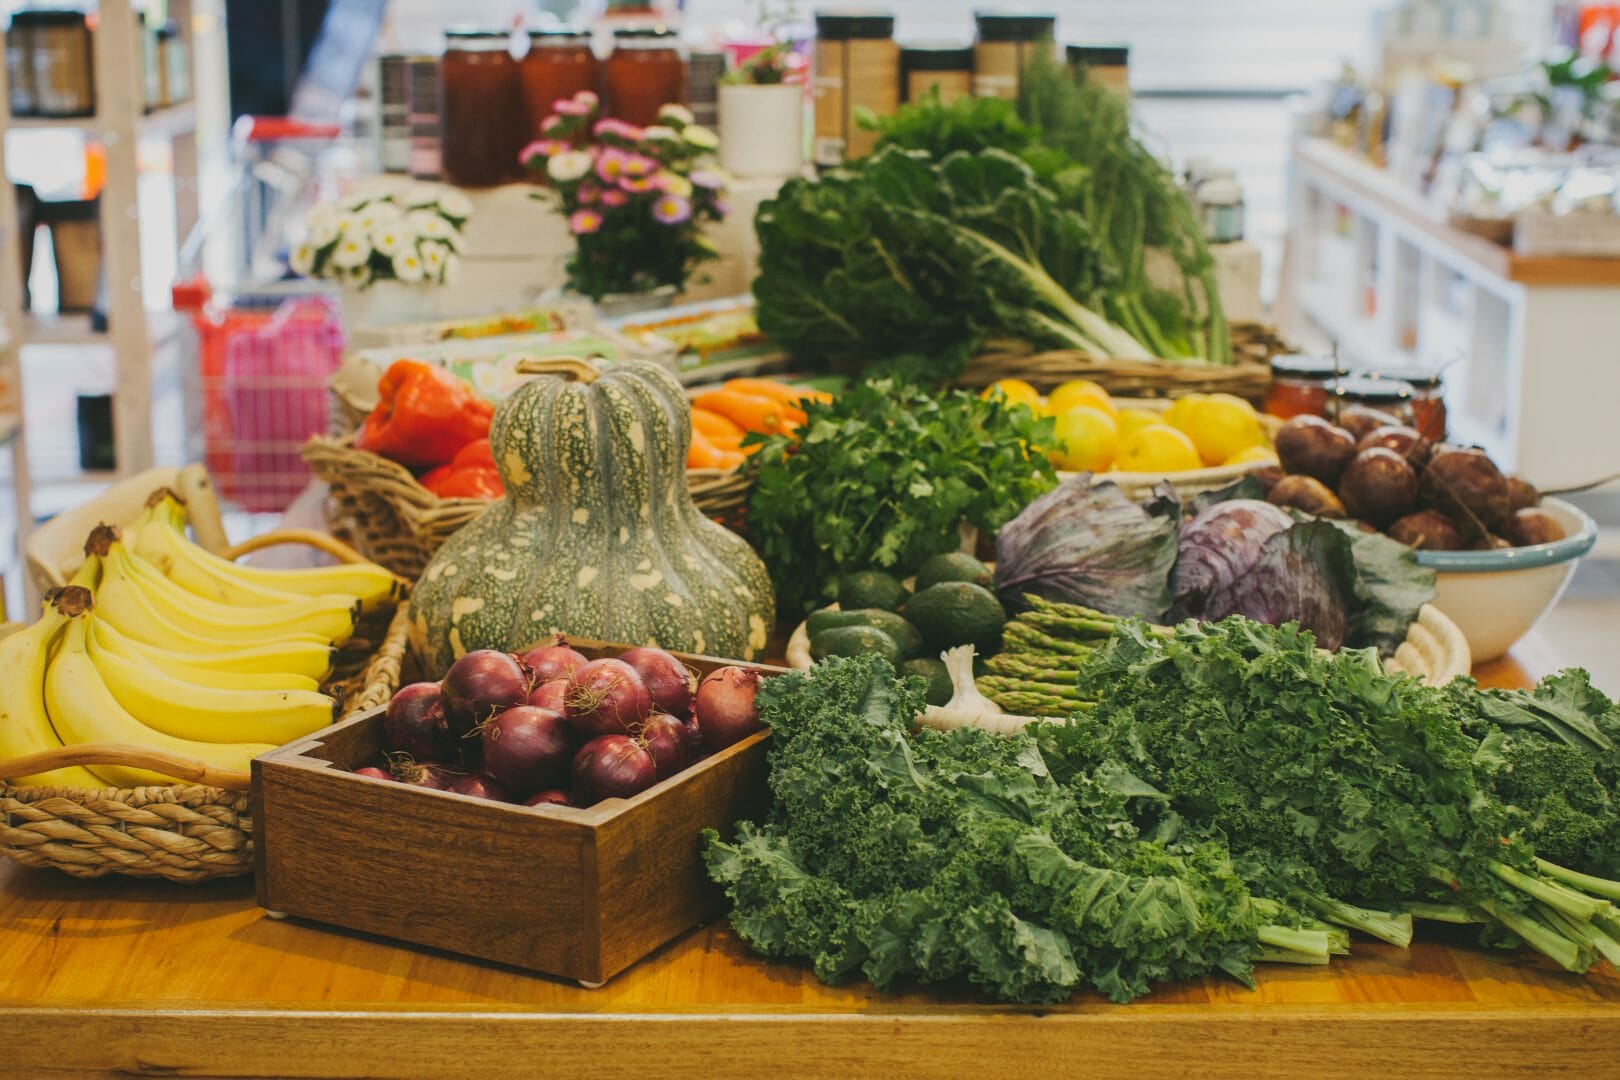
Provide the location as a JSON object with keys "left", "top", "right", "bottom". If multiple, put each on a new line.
{"left": 6, "top": 100, "right": 197, "bottom": 139}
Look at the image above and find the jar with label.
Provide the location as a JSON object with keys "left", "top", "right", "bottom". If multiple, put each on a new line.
{"left": 440, "top": 29, "right": 525, "bottom": 187}
{"left": 603, "top": 27, "right": 686, "bottom": 128}
{"left": 813, "top": 11, "right": 898, "bottom": 166}
{"left": 407, "top": 53, "right": 444, "bottom": 180}
{"left": 901, "top": 43, "right": 972, "bottom": 103}
{"left": 1198, "top": 172, "right": 1245, "bottom": 243}
{"left": 687, "top": 49, "right": 724, "bottom": 127}
{"left": 8, "top": 20, "right": 36, "bottom": 116}
{"left": 377, "top": 53, "right": 413, "bottom": 173}
{"left": 1325, "top": 376, "right": 1417, "bottom": 429}
{"left": 1368, "top": 366, "right": 1447, "bottom": 440}
{"left": 21, "top": 10, "right": 95, "bottom": 118}
{"left": 521, "top": 29, "right": 599, "bottom": 140}
{"left": 972, "top": 12, "right": 1054, "bottom": 101}
{"left": 1264, "top": 354, "right": 1346, "bottom": 420}
{"left": 1066, "top": 44, "right": 1129, "bottom": 94}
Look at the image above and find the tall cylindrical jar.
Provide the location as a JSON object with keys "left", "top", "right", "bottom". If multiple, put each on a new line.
{"left": 24, "top": 10, "right": 95, "bottom": 117}
{"left": 406, "top": 53, "right": 443, "bottom": 180}
{"left": 1066, "top": 43, "right": 1129, "bottom": 94}
{"left": 520, "top": 29, "right": 599, "bottom": 139}
{"left": 603, "top": 27, "right": 687, "bottom": 128}
{"left": 440, "top": 29, "right": 525, "bottom": 187}
{"left": 377, "top": 53, "right": 413, "bottom": 173}
{"left": 813, "top": 11, "right": 898, "bottom": 167}
{"left": 972, "top": 12, "right": 1054, "bottom": 101}
{"left": 902, "top": 43, "right": 972, "bottom": 103}
{"left": 7, "top": 19, "right": 35, "bottom": 116}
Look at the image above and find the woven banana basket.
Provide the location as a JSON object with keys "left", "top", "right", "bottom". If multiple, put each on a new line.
{"left": 0, "top": 542, "right": 412, "bottom": 885}
{"left": 956, "top": 322, "right": 1291, "bottom": 403}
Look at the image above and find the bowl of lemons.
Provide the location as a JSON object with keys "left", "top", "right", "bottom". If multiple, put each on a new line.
{"left": 980, "top": 379, "right": 1280, "bottom": 499}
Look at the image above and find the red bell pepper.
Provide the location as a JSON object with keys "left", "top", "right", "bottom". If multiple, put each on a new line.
{"left": 431, "top": 466, "right": 504, "bottom": 500}
{"left": 355, "top": 360, "right": 493, "bottom": 469}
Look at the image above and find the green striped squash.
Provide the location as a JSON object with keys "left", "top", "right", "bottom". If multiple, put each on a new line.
{"left": 408, "top": 357, "right": 775, "bottom": 675}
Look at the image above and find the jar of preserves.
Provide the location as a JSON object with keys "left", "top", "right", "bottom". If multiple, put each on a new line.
{"left": 1066, "top": 43, "right": 1129, "bottom": 94}
{"left": 813, "top": 11, "right": 898, "bottom": 166}
{"left": 603, "top": 27, "right": 686, "bottom": 128}
{"left": 972, "top": 11, "right": 1054, "bottom": 101}
{"left": 521, "top": 29, "right": 599, "bottom": 139}
{"left": 20, "top": 10, "right": 94, "bottom": 117}
{"left": 1325, "top": 375, "right": 1417, "bottom": 429}
{"left": 1264, "top": 354, "right": 1346, "bottom": 420}
{"left": 901, "top": 43, "right": 972, "bottom": 104}
{"left": 1368, "top": 366, "right": 1446, "bottom": 441}
{"left": 440, "top": 29, "right": 524, "bottom": 187}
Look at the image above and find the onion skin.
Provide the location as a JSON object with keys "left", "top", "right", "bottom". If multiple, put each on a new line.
{"left": 353, "top": 766, "right": 393, "bottom": 781}
{"left": 637, "top": 713, "right": 692, "bottom": 779}
{"left": 389, "top": 757, "right": 457, "bottom": 790}
{"left": 571, "top": 735, "right": 659, "bottom": 806}
{"left": 524, "top": 789, "right": 572, "bottom": 807}
{"left": 520, "top": 638, "right": 588, "bottom": 685}
{"left": 694, "top": 667, "right": 764, "bottom": 751}
{"left": 617, "top": 647, "right": 695, "bottom": 717}
{"left": 383, "top": 682, "right": 454, "bottom": 762}
{"left": 445, "top": 772, "right": 516, "bottom": 802}
{"left": 527, "top": 678, "right": 569, "bottom": 711}
{"left": 441, "top": 650, "right": 531, "bottom": 738}
{"left": 565, "top": 658, "right": 653, "bottom": 738}
{"left": 481, "top": 705, "right": 573, "bottom": 796}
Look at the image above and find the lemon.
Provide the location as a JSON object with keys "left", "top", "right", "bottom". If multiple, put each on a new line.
{"left": 1116, "top": 423, "right": 1202, "bottom": 473}
{"left": 1223, "top": 444, "right": 1279, "bottom": 467}
{"left": 981, "top": 379, "right": 1041, "bottom": 411}
{"left": 1048, "top": 406, "right": 1119, "bottom": 472}
{"left": 1162, "top": 394, "right": 1206, "bottom": 432}
{"left": 1116, "top": 407, "right": 1161, "bottom": 439}
{"left": 1046, "top": 380, "right": 1117, "bottom": 418}
{"left": 1182, "top": 395, "right": 1263, "bottom": 466}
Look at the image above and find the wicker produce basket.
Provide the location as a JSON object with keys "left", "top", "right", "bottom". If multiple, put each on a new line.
{"left": 0, "top": 533, "right": 412, "bottom": 884}
{"left": 956, "top": 322, "right": 1292, "bottom": 403}
{"left": 1076, "top": 397, "right": 1283, "bottom": 501}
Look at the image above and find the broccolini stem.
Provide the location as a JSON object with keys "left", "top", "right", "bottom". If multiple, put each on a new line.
{"left": 1480, "top": 901, "right": 1590, "bottom": 973}
{"left": 1535, "top": 858, "right": 1620, "bottom": 903}
{"left": 1305, "top": 895, "right": 1414, "bottom": 948}
{"left": 1491, "top": 862, "right": 1612, "bottom": 923}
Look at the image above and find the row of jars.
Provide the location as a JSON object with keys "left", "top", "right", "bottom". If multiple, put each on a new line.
{"left": 439, "top": 26, "right": 687, "bottom": 188}
{"left": 1265, "top": 355, "right": 1447, "bottom": 442}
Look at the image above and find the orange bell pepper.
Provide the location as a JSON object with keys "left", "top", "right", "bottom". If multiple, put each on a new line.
{"left": 356, "top": 360, "right": 493, "bottom": 468}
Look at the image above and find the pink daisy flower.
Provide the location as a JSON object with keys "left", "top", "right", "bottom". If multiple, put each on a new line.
{"left": 577, "top": 181, "right": 601, "bottom": 205}
{"left": 619, "top": 174, "right": 658, "bottom": 194}
{"left": 568, "top": 209, "right": 603, "bottom": 235}
{"left": 651, "top": 194, "right": 692, "bottom": 225}
{"left": 599, "top": 188, "right": 630, "bottom": 208}
{"left": 595, "top": 148, "right": 627, "bottom": 183}
{"left": 620, "top": 153, "right": 658, "bottom": 178}
{"left": 553, "top": 96, "right": 590, "bottom": 117}
{"left": 689, "top": 169, "right": 727, "bottom": 191}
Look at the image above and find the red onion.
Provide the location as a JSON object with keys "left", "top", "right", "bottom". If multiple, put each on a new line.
{"left": 441, "top": 650, "right": 530, "bottom": 737}
{"left": 564, "top": 658, "right": 652, "bottom": 738}
{"left": 527, "top": 677, "right": 569, "bottom": 711}
{"left": 388, "top": 756, "right": 457, "bottom": 790}
{"left": 571, "top": 735, "right": 658, "bottom": 805}
{"left": 383, "top": 682, "right": 454, "bottom": 761}
{"left": 617, "top": 646, "right": 694, "bottom": 717}
{"left": 520, "top": 637, "right": 588, "bottom": 684}
{"left": 694, "top": 666, "right": 764, "bottom": 751}
{"left": 637, "top": 712, "right": 691, "bottom": 779}
{"left": 481, "top": 705, "right": 573, "bottom": 796}
{"left": 524, "top": 789, "right": 572, "bottom": 807}
{"left": 353, "top": 765, "right": 393, "bottom": 781}
{"left": 445, "top": 771, "right": 515, "bottom": 802}
{"left": 679, "top": 716, "right": 706, "bottom": 761}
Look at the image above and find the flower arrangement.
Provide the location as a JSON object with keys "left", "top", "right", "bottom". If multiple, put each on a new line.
{"left": 290, "top": 185, "right": 472, "bottom": 289}
{"left": 720, "top": 42, "right": 806, "bottom": 86}
{"left": 522, "top": 92, "right": 728, "bottom": 302}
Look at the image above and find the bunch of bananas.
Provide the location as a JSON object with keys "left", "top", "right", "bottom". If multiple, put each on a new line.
{"left": 0, "top": 491, "right": 403, "bottom": 789}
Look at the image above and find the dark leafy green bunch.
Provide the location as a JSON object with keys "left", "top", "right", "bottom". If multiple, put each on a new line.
{"left": 704, "top": 654, "right": 1267, "bottom": 1003}
{"left": 745, "top": 378, "right": 1056, "bottom": 616}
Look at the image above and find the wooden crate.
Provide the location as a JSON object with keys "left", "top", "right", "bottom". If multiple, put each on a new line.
{"left": 253, "top": 643, "right": 782, "bottom": 986}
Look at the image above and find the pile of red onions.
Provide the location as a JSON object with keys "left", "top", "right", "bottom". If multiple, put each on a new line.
{"left": 356, "top": 638, "right": 765, "bottom": 809}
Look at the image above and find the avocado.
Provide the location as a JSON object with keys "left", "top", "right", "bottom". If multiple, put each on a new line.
{"left": 900, "top": 657, "right": 953, "bottom": 706}
{"left": 836, "top": 570, "right": 909, "bottom": 613}
{"left": 914, "top": 551, "right": 994, "bottom": 592}
{"left": 807, "top": 608, "right": 924, "bottom": 659}
{"left": 905, "top": 581, "right": 1007, "bottom": 653}
{"left": 809, "top": 625, "right": 903, "bottom": 665}
{"left": 806, "top": 607, "right": 864, "bottom": 638}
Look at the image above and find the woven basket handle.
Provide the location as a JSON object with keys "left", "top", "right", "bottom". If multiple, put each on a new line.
{"left": 0, "top": 744, "right": 252, "bottom": 791}
{"left": 220, "top": 527, "right": 378, "bottom": 567}
{"left": 516, "top": 355, "right": 599, "bottom": 383}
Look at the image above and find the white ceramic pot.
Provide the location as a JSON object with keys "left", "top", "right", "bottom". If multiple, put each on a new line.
{"left": 336, "top": 281, "right": 456, "bottom": 335}
{"left": 718, "top": 83, "right": 805, "bottom": 179}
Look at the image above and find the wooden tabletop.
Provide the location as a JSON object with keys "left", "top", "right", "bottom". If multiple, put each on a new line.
{"left": 3, "top": 649, "right": 1618, "bottom": 1080}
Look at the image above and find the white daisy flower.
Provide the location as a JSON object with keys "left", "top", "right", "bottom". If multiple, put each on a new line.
{"left": 346, "top": 263, "right": 371, "bottom": 287}
{"left": 547, "top": 150, "right": 594, "bottom": 183}
{"left": 421, "top": 241, "right": 448, "bottom": 276}
{"left": 331, "top": 236, "right": 372, "bottom": 269}
{"left": 437, "top": 189, "right": 474, "bottom": 219}
{"left": 441, "top": 253, "right": 463, "bottom": 285}
{"left": 682, "top": 125, "right": 719, "bottom": 150}
{"left": 289, "top": 243, "right": 316, "bottom": 276}
{"left": 306, "top": 202, "right": 338, "bottom": 229}
{"left": 444, "top": 230, "right": 466, "bottom": 254}
{"left": 370, "top": 219, "right": 417, "bottom": 257}
{"left": 409, "top": 210, "right": 454, "bottom": 239}
{"left": 641, "top": 125, "right": 677, "bottom": 141}
{"left": 403, "top": 184, "right": 442, "bottom": 209}
{"left": 307, "top": 216, "right": 340, "bottom": 247}
{"left": 393, "top": 247, "right": 426, "bottom": 283}
{"left": 657, "top": 103, "right": 694, "bottom": 125}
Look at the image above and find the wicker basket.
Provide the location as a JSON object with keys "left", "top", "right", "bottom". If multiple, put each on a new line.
{"left": 0, "top": 537, "right": 412, "bottom": 884}
{"left": 956, "top": 322, "right": 1293, "bottom": 403}
{"left": 1072, "top": 397, "right": 1283, "bottom": 501}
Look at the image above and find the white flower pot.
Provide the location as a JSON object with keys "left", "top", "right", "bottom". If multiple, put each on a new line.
{"left": 718, "top": 83, "right": 805, "bottom": 179}
{"left": 336, "top": 281, "right": 455, "bottom": 336}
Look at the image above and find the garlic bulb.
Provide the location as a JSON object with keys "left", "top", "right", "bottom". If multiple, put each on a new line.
{"left": 919, "top": 645, "right": 1041, "bottom": 734}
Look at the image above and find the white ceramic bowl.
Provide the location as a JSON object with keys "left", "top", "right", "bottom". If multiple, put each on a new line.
{"left": 1414, "top": 497, "right": 1597, "bottom": 663}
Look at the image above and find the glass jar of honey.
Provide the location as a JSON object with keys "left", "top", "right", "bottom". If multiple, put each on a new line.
{"left": 1264, "top": 354, "right": 1345, "bottom": 420}
{"left": 440, "top": 29, "right": 524, "bottom": 187}
{"left": 604, "top": 27, "right": 686, "bottom": 127}
{"left": 521, "top": 29, "right": 600, "bottom": 140}
{"left": 1325, "top": 376, "right": 1417, "bottom": 429}
{"left": 1368, "top": 366, "right": 1447, "bottom": 441}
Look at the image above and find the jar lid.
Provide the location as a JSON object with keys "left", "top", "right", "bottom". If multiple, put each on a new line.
{"left": 974, "top": 12, "right": 1057, "bottom": 42}
{"left": 901, "top": 42, "right": 974, "bottom": 69}
{"left": 1367, "top": 366, "right": 1443, "bottom": 390}
{"left": 1067, "top": 44, "right": 1129, "bottom": 67}
{"left": 612, "top": 25, "right": 679, "bottom": 39}
{"left": 11, "top": 9, "right": 91, "bottom": 26}
{"left": 815, "top": 11, "right": 896, "bottom": 39}
{"left": 529, "top": 27, "right": 592, "bottom": 40}
{"left": 1328, "top": 375, "right": 1414, "bottom": 404}
{"left": 1270, "top": 354, "right": 1345, "bottom": 379}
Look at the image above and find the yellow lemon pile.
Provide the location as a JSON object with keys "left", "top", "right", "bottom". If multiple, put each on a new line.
{"left": 981, "top": 380, "right": 1277, "bottom": 475}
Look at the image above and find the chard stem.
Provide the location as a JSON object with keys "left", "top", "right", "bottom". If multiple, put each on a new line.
{"left": 1492, "top": 862, "right": 1611, "bottom": 923}
{"left": 1535, "top": 858, "right": 1620, "bottom": 902}
{"left": 1305, "top": 895, "right": 1414, "bottom": 948}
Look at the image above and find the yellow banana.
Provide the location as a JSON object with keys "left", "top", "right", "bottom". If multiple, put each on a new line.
{"left": 86, "top": 624, "right": 336, "bottom": 745}
{"left": 43, "top": 597, "right": 273, "bottom": 787}
{"left": 0, "top": 603, "right": 103, "bottom": 788}
{"left": 140, "top": 493, "right": 404, "bottom": 613}
{"left": 89, "top": 617, "right": 322, "bottom": 692}
{"left": 111, "top": 541, "right": 357, "bottom": 644}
